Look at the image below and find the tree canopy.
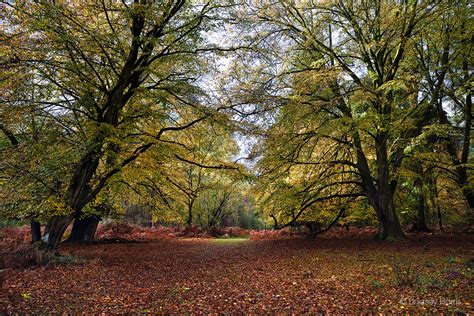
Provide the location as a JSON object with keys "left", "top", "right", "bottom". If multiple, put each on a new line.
{"left": 0, "top": 0, "right": 472, "bottom": 246}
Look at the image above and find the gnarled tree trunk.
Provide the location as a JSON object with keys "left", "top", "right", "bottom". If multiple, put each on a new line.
{"left": 42, "top": 214, "right": 75, "bottom": 249}
{"left": 374, "top": 196, "right": 405, "bottom": 240}
{"left": 374, "top": 135, "right": 405, "bottom": 240}
{"left": 42, "top": 149, "right": 100, "bottom": 249}
{"left": 30, "top": 220, "right": 41, "bottom": 243}
{"left": 67, "top": 216, "right": 100, "bottom": 242}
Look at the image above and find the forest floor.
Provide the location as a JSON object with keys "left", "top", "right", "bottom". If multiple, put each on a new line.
{"left": 0, "top": 228, "right": 473, "bottom": 313}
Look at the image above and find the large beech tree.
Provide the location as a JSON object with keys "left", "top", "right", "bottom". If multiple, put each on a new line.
{"left": 229, "top": 1, "right": 471, "bottom": 239}
{"left": 414, "top": 1, "right": 473, "bottom": 211}
{"left": 1, "top": 0, "right": 229, "bottom": 248}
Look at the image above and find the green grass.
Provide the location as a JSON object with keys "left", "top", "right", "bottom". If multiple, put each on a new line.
{"left": 211, "top": 237, "right": 249, "bottom": 244}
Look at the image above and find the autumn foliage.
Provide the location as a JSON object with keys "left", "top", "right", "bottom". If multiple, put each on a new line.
{"left": 94, "top": 223, "right": 252, "bottom": 241}
{"left": 1, "top": 226, "right": 473, "bottom": 314}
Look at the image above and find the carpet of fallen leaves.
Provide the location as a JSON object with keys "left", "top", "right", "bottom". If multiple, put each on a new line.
{"left": 1, "top": 229, "right": 473, "bottom": 313}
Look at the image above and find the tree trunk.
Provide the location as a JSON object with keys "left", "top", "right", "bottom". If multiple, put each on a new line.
{"left": 413, "top": 174, "right": 430, "bottom": 232}
{"left": 30, "top": 220, "right": 41, "bottom": 243}
{"left": 437, "top": 205, "right": 444, "bottom": 231}
{"left": 414, "top": 191, "right": 430, "bottom": 232}
{"left": 359, "top": 163, "right": 404, "bottom": 240}
{"left": 375, "top": 196, "right": 405, "bottom": 240}
{"left": 459, "top": 55, "right": 473, "bottom": 210}
{"left": 67, "top": 216, "right": 100, "bottom": 242}
{"left": 464, "top": 189, "right": 474, "bottom": 211}
{"left": 197, "top": 213, "right": 203, "bottom": 227}
{"left": 350, "top": 129, "right": 403, "bottom": 240}
{"left": 375, "top": 136, "right": 405, "bottom": 240}
{"left": 42, "top": 142, "right": 102, "bottom": 249}
{"left": 42, "top": 215, "right": 75, "bottom": 249}
{"left": 427, "top": 170, "right": 444, "bottom": 232}
{"left": 187, "top": 199, "right": 194, "bottom": 226}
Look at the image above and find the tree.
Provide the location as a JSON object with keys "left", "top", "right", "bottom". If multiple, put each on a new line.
{"left": 2, "top": 0, "right": 227, "bottom": 248}
{"left": 412, "top": 0, "right": 472, "bottom": 210}
{"left": 118, "top": 120, "right": 241, "bottom": 228}
{"left": 0, "top": 19, "right": 72, "bottom": 241}
{"left": 229, "top": 1, "right": 461, "bottom": 239}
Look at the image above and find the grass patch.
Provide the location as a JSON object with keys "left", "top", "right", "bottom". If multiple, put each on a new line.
{"left": 211, "top": 237, "right": 249, "bottom": 244}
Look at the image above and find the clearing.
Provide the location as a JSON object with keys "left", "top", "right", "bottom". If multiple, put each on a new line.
{"left": 1, "top": 231, "right": 473, "bottom": 313}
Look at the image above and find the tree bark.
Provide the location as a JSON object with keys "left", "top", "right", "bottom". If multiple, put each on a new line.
{"left": 187, "top": 199, "right": 194, "bottom": 226}
{"left": 374, "top": 134, "right": 405, "bottom": 240}
{"left": 30, "top": 220, "right": 41, "bottom": 243}
{"left": 0, "top": 125, "right": 19, "bottom": 146}
{"left": 411, "top": 161, "right": 430, "bottom": 232}
{"left": 458, "top": 25, "right": 473, "bottom": 210}
{"left": 67, "top": 216, "right": 100, "bottom": 243}
{"left": 458, "top": 94, "right": 473, "bottom": 210}
{"left": 375, "top": 196, "right": 405, "bottom": 240}
{"left": 413, "top": 178, "right": 430, "bottom": 232}
{"left": 42, "top": 214, "right": 75, "bottom": 249}
{"left": 427, "top": 169, "right": 443, "bottom": 231}
{"left": 437, "top": 205, "right": 444, "bottom": 231}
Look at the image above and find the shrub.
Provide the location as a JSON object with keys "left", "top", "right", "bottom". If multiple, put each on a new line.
{"left": 178, "top": 225, "right": 209, "bottom": 238}
{"left": 208, "top": 226, "right": 249, "bottom": 238}
{"left": 1, "top": 245, "right": 55, "bottom": 269}
{"left": 0, "top": 226, "right": 32, "bottom": 245}
{"left": 96, "top": 222, "right": 140, "bottom": 240}
{"left": 249, "top": 228, "right": 294, "bottom": 240}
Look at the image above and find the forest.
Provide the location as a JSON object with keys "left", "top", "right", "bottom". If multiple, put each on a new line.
{"left": 0, "top": 0, "right": 472, "bottom": 313}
